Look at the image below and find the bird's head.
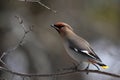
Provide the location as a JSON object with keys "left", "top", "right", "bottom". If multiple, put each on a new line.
{"left": 51, "top": 22, "right": 73, "bottom": 36}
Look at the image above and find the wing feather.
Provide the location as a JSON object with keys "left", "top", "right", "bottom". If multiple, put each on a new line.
{"left": 67, "top": 37, "right": 102, "bottom": 62}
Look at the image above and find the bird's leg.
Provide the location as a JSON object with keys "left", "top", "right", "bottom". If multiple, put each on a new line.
{"left": 92, "top": 63, "right": 100, "bottom": 70}
{"left": 85, "top": 63, "right": 90, "bottom": 70}
{"left": 84, "top": 63, "right": 90, "bottom": 74}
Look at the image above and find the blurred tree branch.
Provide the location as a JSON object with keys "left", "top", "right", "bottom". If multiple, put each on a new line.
{"left": 18, "top": 0, "right": 57, "bottom": 13}
{"left": 0, "top": 16, "right": 32, "bottom": 68}
{"left": 0, "top": 15, "right": 119, "bottom": 79}
{"left": 0, "top": 3, "right": 119, "bottom": 79}
{"left": 0, "top": 66, "right": 120, "bottom": 78}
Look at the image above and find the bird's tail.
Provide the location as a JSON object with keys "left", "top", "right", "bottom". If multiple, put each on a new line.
{"left": 97, "top": 62, "right": 109, "bottom": 69}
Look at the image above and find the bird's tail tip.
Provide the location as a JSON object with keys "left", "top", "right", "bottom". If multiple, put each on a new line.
{"left": 100, "top": 65, "right": 109, "bottom": 69}
{"left": 97, "top": 63, "right": 109, "bottom": 69}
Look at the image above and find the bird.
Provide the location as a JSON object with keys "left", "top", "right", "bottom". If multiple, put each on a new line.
{"left": 50, "top": 22, "right": 109, "bottom": 70}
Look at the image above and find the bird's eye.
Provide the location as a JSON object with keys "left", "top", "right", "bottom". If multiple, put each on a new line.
{"left": 54, "top": 24, "right": 64, "bottom": 29}
{"left": 58, "top": 25, "right": 64, "bottom": 29}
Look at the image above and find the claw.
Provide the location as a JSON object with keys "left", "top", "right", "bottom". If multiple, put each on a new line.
{"left": 84, "top": 63, "right": 90, "bottom": 74}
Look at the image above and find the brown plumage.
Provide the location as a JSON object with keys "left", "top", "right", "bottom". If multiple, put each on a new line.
{"left": 51, "top": 22, "right": 109, "bottom": 69}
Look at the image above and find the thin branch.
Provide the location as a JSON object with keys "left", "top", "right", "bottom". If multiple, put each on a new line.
{"left": 0, "top": 16, "right": 32, "bottom": 66}
{"left": 37, "top": 1, "right": 57, "bottom": 13}
{"left": 18, "top": 0, "right": 57, "bottom": 13}
{"left": 0, "top": 67, "right": 120, "bottom": 78}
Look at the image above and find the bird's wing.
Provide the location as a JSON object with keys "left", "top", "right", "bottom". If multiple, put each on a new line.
{"left": 88, "top": 47, "right": 102, "bottom": 61}
{"left": 68, "top": 38, "right": 102, "bottom": 62}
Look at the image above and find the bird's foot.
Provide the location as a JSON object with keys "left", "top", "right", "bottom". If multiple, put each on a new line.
{"left": 84, "top": 63, "right": 90, "bottom": 75}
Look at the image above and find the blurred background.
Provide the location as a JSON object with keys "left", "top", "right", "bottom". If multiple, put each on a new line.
{"left": 0, "top": 0, "right": 120, "bottom": 80}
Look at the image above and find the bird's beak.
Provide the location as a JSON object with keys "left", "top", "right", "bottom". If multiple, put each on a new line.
{"left": 50, "top": 24, "right": 55, "bottom": 28}
{"left": 50, "top": 24, "right": 60, "bottom": 33}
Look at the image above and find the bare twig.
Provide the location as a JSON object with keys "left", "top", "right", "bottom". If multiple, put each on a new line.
{"left": 0, "top": 66, "right": 120, "bottom": 78}
{"left": 0, "top": 16, "right": 32, "bottom": 67}
{"left": 37, "top": 1, "right": 57, "bottom": 13}
{"left": 18, "top": 0, "right": 57, "bottom": 13}
{"left": 0, "top": 58, "right": 7, "bottom": 66}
